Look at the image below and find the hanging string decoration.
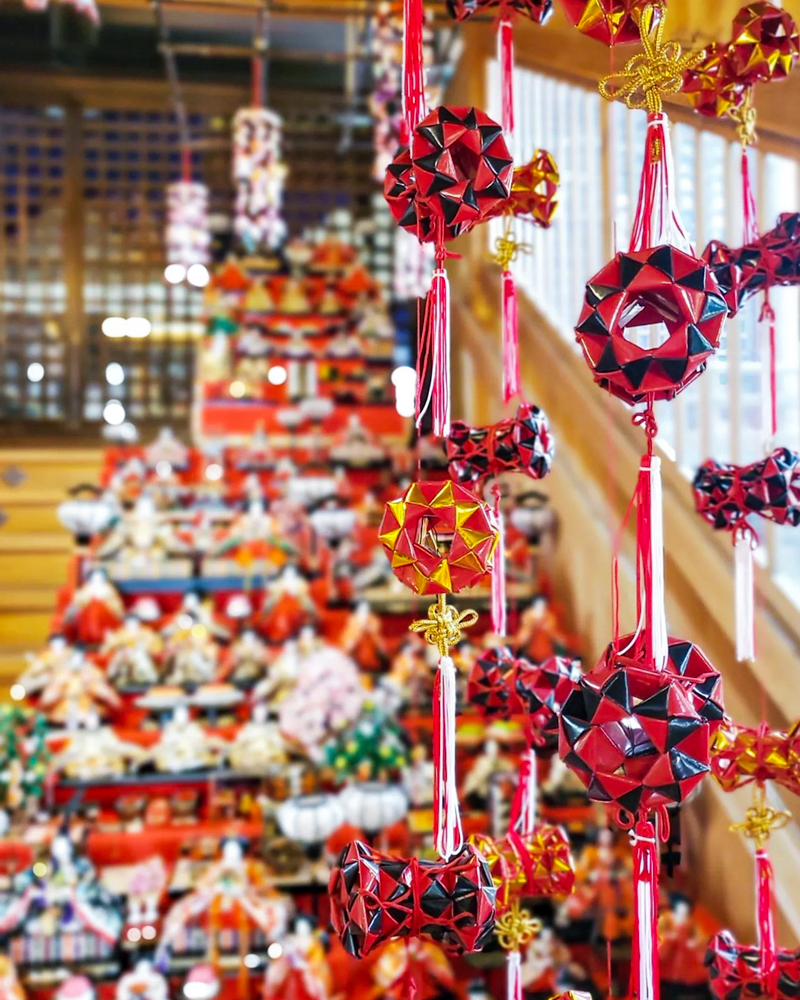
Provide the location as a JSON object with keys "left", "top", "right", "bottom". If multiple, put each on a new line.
{"left": 447, "top": 404, "right": 554, "bottom": 485}
{"left": 576, "top": 4, "right": 727, "bottom": 404}
{"left": 710, "top": 722, "right": 800, "bottom": 798}
{"left": 232, "top": 108, "right": 287, "bottom": 253}
{"left": 558, "top": 0, "right": 652, "bottom": 46}
{"left": 330, "top": 840, "right": 497, "bottom": 958}
{"left": 165, "top": 181, "right": 210, "bottom": 272}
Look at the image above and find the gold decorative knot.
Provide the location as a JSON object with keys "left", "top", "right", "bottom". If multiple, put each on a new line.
{"left": 599, "top": 3, "right": 703, "bottom": 115}
{"left": 495, "top": 901, "right": 542, "bottom": 952}
{"left": 492, "top": 233, "right": 531, "bottom": 271}
{"left": 409, "top": 593, "right": 478, "bottom": 658}
{"left": 730, "top": 90, "right": 758, "bottom": 148}
{"left": 731, "top": 798, "right": 790, "bottom": 849}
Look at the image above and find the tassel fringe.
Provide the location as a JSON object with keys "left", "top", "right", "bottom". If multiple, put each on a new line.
{"left": 432, "top": 656, "right": 462, "bottom": 858}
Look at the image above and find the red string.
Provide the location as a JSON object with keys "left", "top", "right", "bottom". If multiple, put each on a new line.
{"left": 251, "top": 57, "right": 263, "bottom": 108}
{"left": 761, "top": 295, "right": 778, "bottom": 439}
{"left": 181, "top": 147, "right": 192, "bottom": 183}
{"left": 631, "top": 818, "right": 660, "bottom": 1000}
{"left": 756, "top": 848, "right": 777, "bottom": 998}
{"left": 742, "top": 148, "right": 760, "bottom": 245}
{"left": 502, "top": 269, "right": 521, "bottom": 403}
{"left": 629, "top": 115, "right": 690, "bottom": 253}
{"left": 403, "top": 0, "right": 426, "bottom": 136}
{"left": 498, "top": 18, "right": 515, "bottom": 136}
{"left": 432, "top": 668, "right": 444, "bottom": 853}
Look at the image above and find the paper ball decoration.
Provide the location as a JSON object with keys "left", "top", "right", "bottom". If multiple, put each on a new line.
{"left": 232, "top": 107, "right": 287, "bottom": 252}
{"left": 509, "top": 150, "right": 560, "bottom": 227}
{"left": 329, "top": 840, "right": 497, "bottom": 958}
{"left": 710, "top": 722, "right": 800, "bottom": 797}
{"left": 165, "top": 181, "right": 210, "bottom": 269}
{"left": 702, "top": 240, "right": 773, "bottom": 315}
{"left": 681, "top": 43, "right": 747, "bottom": 118}
{"left": 693, "top": 448, "right": 800, "bottom": 534}
{"left": 558, "top": 0, "right": 651, "bottom": 46}
{"left": 706, "top": 930, "right": 800, "bottom": 1000}
{"left": 761, "top": 211, "right": 800, "bottom": 283}
{"left": 378, "top": 480, "right": 499, "bottom": 596}
{"left": 559, "top": 636, "right": 723, "bottom": 818}
{"left": 384, "top": 147, "right": 462, "bottom": 245}
{"left": 575, "top": 246, "right": 728, "bottom": 404}
{"left": 467, "top": 647, "right": 516, "bottom": 720}
{"left": 515, "top": 655, "right": 582, "bottom": 750}
{"left": 446, "top": 0, "right": 553, "bottom": 24}
{"left": 447, "top": 404, "right": 554, "bottom": 486}
{"left": 729, "top": 2, "right": 800, "bottom": 83}
{"left": 411, "top": 107, "right": 513, "bottom": 234}
{"left": 472, "top": 825, "right": 575, "bottom": 910}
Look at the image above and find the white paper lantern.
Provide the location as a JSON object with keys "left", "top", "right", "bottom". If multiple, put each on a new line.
{"left": 57, "top": 496, "right": 117, "bottom": 542}
{"left": 339, "top": 782, "right": 408, "bottom": 835}
{"left": 276, "top": 794, "right": 344, "bottom": 847}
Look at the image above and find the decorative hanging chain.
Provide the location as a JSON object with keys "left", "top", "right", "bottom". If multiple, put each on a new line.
{"left": 730, "top": 88, "right": 758, "bottom": 148}
{"left": 599, "top": 3, "right": 703, "bottom": 114}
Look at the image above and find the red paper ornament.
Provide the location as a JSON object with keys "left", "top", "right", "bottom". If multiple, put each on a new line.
{"left": 329, "top": 840, "right": 497, "bottom": 958}
{"left": 446, "top": 0, "right": 553, "bottom": 24}
{"left": 411, "top": 107, "right": 513, "bottom": 234}
{"left": 384, "top": 146, "right": 464, "bottom": 244}
{"left": 729, "top": 2, "right": 800, "bottom": 83}
{"left": 514, "top": 655, "right": 582, "bottom": 750}
{"left": 509, "top": 150, "right": 560, "bottom": 226}
{"left": 447, "top": 404, "right": 554, "bottom": 486}
{"left": 706, "top": 929, "right": 799, "bottom": 1000}
{"left": 558, "top": 634, "right": 724, "bottom": 821}
{"left": 693, "top": 448, "right": 800, "bottom": 534}
{"left": 378, "top": 481, "right": 499, "bottom": 596}
{"left": 467, "top": 646, "right": 516, "bottom": 720}
{"left": 710, "top": 721, "right": 800, "bottom": 798}
{"left": 471, "top": 824, "right": 575, "bottom": 909}
{"left": 558, "top": 0, "right": 651, "bottom": 46}
{"left": 575, "top": 245, "right": 728, "bottom": 404}
{"left": 681, "top": 43, "right": 747, "bottom": 118}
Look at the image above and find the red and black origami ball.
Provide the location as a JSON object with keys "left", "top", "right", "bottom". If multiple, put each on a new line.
{"left": 558, "top": 635, "right": 724, "bottom": 818}
{"left": 693, "top": 448, "right": 800, "bottom": 534}
{"left": 447, "top": 403, "right": 554, "bottom": 486}
{"left": 330, "top": 840, "right": 497, "bottom": 958}
{"left": 706, "top": 929, "right": 800, "bottom": 1000}
{"left": 467, "top": 646, "right": 516, "bottom": 720}
{"left": 515, "top": 655, "right": 581, "bottom": 750}
{"left": 446, "top": 0, "right": 553, "bottom": 23}
{"left": 575, "top": 246, "right": 728, "bottom": 404}
{"left": 384, "top": 146, "right": 462, "bottom": 244}
{"left": 411, "top": 107, "right": 513, "bottom": 234}
{"left": 681, "top": 42, "right": 747, "bottom": 119}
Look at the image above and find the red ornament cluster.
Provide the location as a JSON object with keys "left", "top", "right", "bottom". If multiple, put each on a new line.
{"left": 329, "top": 840, "right": 497, "bottom": 958}
{"left": 706, "top": 930, "right": 800, "bottom": 1000}
{"left": 446, "top": 0, "right": 553, "bottom": 22}
{"left": 576, "top": 246, "right": 728, "bottom": 404}
{"left": 447, "top": 403, "right": 555, "bottom": 486}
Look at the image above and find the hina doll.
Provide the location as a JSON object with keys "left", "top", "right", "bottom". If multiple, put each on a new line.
{"left": 102, "top": 615, "right": 163, "bottom": 688}
{"left": 520, "top": 927, "right": 571, "bottom": 996}
{"left": 208, "top": 500, "right": 295, "bottom": 577}
{"left": 95, "top": 495, "right": 192, "bottom": 569}
{"left": 255, "top": 566, "right": 316, "bottom": 644}
{"left": 125, "top": 859, "right": 168, "bottom": 931}
{"left": 461, "top": 738, "right": 517, "bottom": 812}
{"left": 63, "top": 570, "right": 125, "bottom": 646}
{"left": 252, "top": 639, "right": 300, "bottom": 708}
{"left": 264, "top": 915, "right": 331, "bottom": 1000}
{"left": 558, "top": 828, "right": 634, "bottom": 942}
{"left": 117, "top": 961, "right": 168, "bottom": 1000}
{"left": 149, "top": 706, "right": 226, "bottom": 773}
{"left": 162, "top": 625, "right": 220, "bottom": 686}
{"left": 51, "top": 712, "right": 147, "bottom": 779}
{"left": 658, "top": 895, "right": 709, "bottom": 1000}
{"left": 226, "top": 704, "right": 287, "bottom": 773}
{"left": 144, "top": 427, "right": 190, "bottom": 473}
{"left": 17, "top": 635, "right": 73, "bottom": 695}
{"left": 372, "top": 939, "right": 457, "bottom": 1000}
{"left": 339, "top": 601, "right": 388, "bottom": 672}
{"left": 0, "top": 956, "right": 24, "bottom": 1000}
{"left": 217, "top": 629, "right": 269, "bottom": 685}
{"left": 38, "top": 650, "right": 121, "bottom": 727}
{"left": 514, "top": 596, "right": 579, "bottom": 663}
{"left": 162, "top": 593, "right": 231, "bottom": 642}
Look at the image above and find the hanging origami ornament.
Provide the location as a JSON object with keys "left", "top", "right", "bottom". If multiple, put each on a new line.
{"left": 329, "top": 840, "right": 496, "bottom": 958}
{"left": 378, "top": 480, "right": 499, "bottom": 596}
{"left": 681, "top": 43, "right": 747, "bottom": 118}
{"left": 507, "top": 150, "right": 560, "bottom": 226}
{"left": 447, "top": 405, "right": 555, "bottom": 485}
{"left": 559, "top": 634, "right": 723, "bottom": 822}
{"left": 467, "top": 646, "right": 517, "bottom": 720}
{"left": 232, "top": 107, "right": 287, "bottom": 252}
{"left": 558, "top": 0, "right": 652, "bottom": 46}
{"left": 384, "top": 147, "right": 463, "bottom": 244}
{"left": 729, "top": 2, "right": 800, "bottom": 84}
{"left": 446, "top": 0, "right": 553, "bottom": 24}
{"left": 711, "top": 721, "right": 800, "bottom": 798}
{"left": 165, "top": 181, "right": 210, "bottom": 273}
{"left": 692, "top": 447, "right": 800, "bottom": 660}
{"left": 578, "top": 5, "right": 726, "bottom": 405}
{"left": 514, "top": 655, "right": 583, "bottom": 751}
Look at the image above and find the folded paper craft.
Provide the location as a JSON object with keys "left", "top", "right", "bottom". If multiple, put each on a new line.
{"left": 384, "top": 146, "right": 463, "bottom": 245}
{"left": 681, "top": 43, "right": 747, "bottom": 118}
{"left": 329, "top": 840, "right": 497, "bottom": 958}
{"left": 379, "top": 481, "right": 499, "bottom": 596}
{"left": 692, "top": 448, "right": 800, "bottom": 534}
{"left": 575, "top": 246, "right": 728, "bottom": 404}
{"left": 710, "top": 722, "right": 800, "bottom": 797}
{"left": 447, "top": 404, "right": 554, "bottom": 486}
{"left": 706, "top": 929, "right": 800, "bottom": 1000}
{"left": 558, "top": 0, "right": 652, "bottom": 45}
{"left": 446, "top": 0, "right": 553, "bottom": 23}
{"left": 471, "top": 825, "right": 575, "bottom": 910}
{"left": 729, "top": 2, "right": 800, "bottom": 83}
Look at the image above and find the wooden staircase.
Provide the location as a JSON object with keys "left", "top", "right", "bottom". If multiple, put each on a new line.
{"left": 0, "top": 449, "right": 102, "bottom": 692}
